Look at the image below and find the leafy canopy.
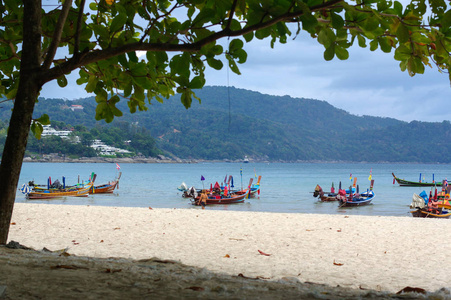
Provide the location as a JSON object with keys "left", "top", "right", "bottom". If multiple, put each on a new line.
{"left": 0, "top": 0, "right": 449, "bottom": 128}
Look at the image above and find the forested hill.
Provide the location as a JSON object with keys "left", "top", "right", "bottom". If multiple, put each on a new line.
{"left": 2, "top": 86, "right": 451, "bottom": 163}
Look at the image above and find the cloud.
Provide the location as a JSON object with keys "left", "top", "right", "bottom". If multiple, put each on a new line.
{"left": 204, "top": 36, "right": 450, "bottom": 122}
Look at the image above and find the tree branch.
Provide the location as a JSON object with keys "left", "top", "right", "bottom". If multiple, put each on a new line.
{"left": 74, "top": 0, "right": 86, "bottom": 55}
{"left": 42, "top": 0, "right": 73, "bottom": 70}
{"left": 225, "top": 0, "right": 238, "bottom": 30}
{"left": 40, "top": 0, "right": 346, "bottom": 83}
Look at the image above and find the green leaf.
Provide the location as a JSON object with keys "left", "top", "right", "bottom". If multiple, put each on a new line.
{"left": 317, "top": 28, "right": 336, "bottom": 48}
{"left": 110, "top": 12, "right": 127, "bottom": 33}
{"left": 229, "top": 39, "right": 244, "bottom": 52}
{"left": 226, "top": 55, "right": 241, "bottom": 75}
{"left": 255, "top": 27, "right": 272, "bottom": 40}
{"left": 442, "top": 10, "right": 451, "bottom": 29}
{"left": 85, "top": 76, "right": 99, "bottom": 93}
{"left": 170, "top": 54, "right": 190, "bottom": 77}
{"left": 300, "top": 13, "right": 318, "bottom": 33}
{"left": 132, "top": 76, "right": 153, "bottom": 90}
{"left": 394, "top": 44, "right": 412, "bottom": 60}
{"left": 335, "top": 46, "right": 349, "bottom": 60}
{"left": 362, "top": 17, "right": 380, "bottom": 32}
{"left": 188, "top": 76, "right": 205, "bottom": 89}
{"left": 91, "top": 24, "right": 110, "bottom": 39}
{"left": 234, "top": 49, "right": 247, "bottom": 64}
{"left": 30, "top": 121, "right": 44, "bottom": 140}
{"left": 324, "top": 45, "right": 335, "bottom": 61}
{"left": 378, "top": 37, "right": 392, "bottom": 53}
{"left": 396, "top": 23, "right": 410, "bottom": 43}
{"left": 179, "top": 88, "right": 193, "bottom": 109}
{"left": 192, "top": 8, "right": 215, "bottom": 26}
{"left": 35, "top": 114, "right": 50, "bottom": 125}
{"left": 89, "top": 2, "right": 97, "bottom": 11}
{"left": 369, "top": 39, "right": 379, "bottom": 51}
{"left": 357, "top": 35, "right": 367, "bottom": 47}
{"left": 331, "top": 13, "right": 344, "bottom": 29}
{"left": 57, "top": 75, "right": 67, "bottom": 87}
{"left": 393, "top": 1, "right": 403, "bottom": 15}
{"left": 207, "top": 57, "right": 223, "bottom": 70}
{"left": 127, "top": 51, "right": 138, "bottom": 63}
{"left": 123, "top": 81, "right": 133, "bottom": 97}
{"left": 243, "top": 32, "right": 254, "bottom": 43}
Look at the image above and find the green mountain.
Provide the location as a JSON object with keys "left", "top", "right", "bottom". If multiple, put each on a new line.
{"left": 2, "top": 86, "right": 451, "bottom": 163}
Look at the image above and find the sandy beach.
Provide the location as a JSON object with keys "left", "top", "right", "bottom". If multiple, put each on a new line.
{"left": 1, "top": 203, "right": 450, "bottom": 299}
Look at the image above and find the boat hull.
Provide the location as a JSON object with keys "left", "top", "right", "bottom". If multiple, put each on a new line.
{"left": 338, "top": 191, "right": 374, "bottom": 207}
{"left": 26, "top": 182, "right": 93, "bottom": 199}
{"left": 319, "top": 194, "right": 338, "bottom": 202}
{"left": 90, "top": 172, "right": 121, "bottom": 194}
{"left": 392, "top": 173, "right": 442, "bottom": 187}
{"left": 90, "top": 181, "right": 119, "bottom": 194}
{"left": 410, "top": 209, "right": 451, "bottom": 218}
{"left": 193, "top": 192, "right": 247, "bottom": 205}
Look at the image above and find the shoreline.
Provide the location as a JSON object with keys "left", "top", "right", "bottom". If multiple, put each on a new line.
{"left": 4, "top": 203, "right": 451, "bottom": 297}
{"left": 21, "top": 156, "right": 450, "bottom": 164}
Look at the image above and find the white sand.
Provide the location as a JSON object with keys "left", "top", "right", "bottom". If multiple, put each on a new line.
{"left": 7, "top": 203, "right": 451, "bottom": 293}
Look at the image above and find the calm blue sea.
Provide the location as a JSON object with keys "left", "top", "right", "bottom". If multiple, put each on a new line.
{"left": 15, "top": 162, "right": 451, "bottom": 217}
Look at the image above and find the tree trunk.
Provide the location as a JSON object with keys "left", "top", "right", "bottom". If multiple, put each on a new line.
{"left": 0, "top": 0, "right": 42, "bottom": 244}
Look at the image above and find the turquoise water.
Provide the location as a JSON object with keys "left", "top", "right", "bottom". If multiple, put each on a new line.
{"left": 15, "top": 162, "right": 451, "bottom": 217}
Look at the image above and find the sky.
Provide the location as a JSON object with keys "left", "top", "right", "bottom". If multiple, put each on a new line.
{"left": 39, "top": 8, "right": 450, "bottom": 123}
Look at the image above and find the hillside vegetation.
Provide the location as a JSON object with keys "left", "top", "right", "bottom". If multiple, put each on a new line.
{"left": 1, "top": 86, "right": 451, "bottom": 163}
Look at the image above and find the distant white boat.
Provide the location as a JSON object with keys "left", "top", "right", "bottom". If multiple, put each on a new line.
{"left": 243, "top": 156, "right": 249, "bottom": 163}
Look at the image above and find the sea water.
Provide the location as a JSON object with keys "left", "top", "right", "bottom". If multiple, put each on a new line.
{"left": 15, "top": 162, "right": 451, "bottom": 217}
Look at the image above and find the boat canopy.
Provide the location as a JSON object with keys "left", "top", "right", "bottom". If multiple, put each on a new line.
{"left": 177, "top": 182, "right": 188, "bottom": 191}
{"left": 411, "top": 193, "right": 426, "bottom": 209}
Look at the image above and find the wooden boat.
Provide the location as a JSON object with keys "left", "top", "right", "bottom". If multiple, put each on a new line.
{"left": 192, "top": 191, "right": 248, "bottom": 205}
{"left": 27, "top": 173, "right": 95, "bottom": 191}
{"left": 338, "top": 190, "right": 375, "bottom": 207}
{"left": 313, "top": 184, "right": 337, "bottom": 201}
{"left": 410, "top": 189, "right": 451, "bottom": 218}
{"left": 28, "top": 172, "right": 120, "bottom": 195}
{"left": 90, "top": 172, "right": 121, "bottom": 194}
{"left": 313, "top": 179, "right": 355, "bottom": 202}
{"left": 25, "top": 180, "right": 94, "bottom": 199}
{"left": 392, "top": 173, "right": 442, "bottom": 187}
{"left": 337, "top": 179, "right": 375, "bottom": 207}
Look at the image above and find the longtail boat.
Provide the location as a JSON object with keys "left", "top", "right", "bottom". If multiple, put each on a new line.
{"left": 313, "top": 184, "right": 337, "bottom": 201}
{"left": 410, "top": 189, "right": 451, "bottom": 218}
{"left": 25, "top": 180, "right": 94, "bottom": 199}
{"left": 337, "top": 179, "right": 375, "bottom": 207}
{"left": 392, "top": 173, "right": 442, "bottom": 187}
{"left": 313, "top": 178, "right": 356, "bottom": 202}
{"left": 192, "top": 190, "right": 249, "bottom": 206}
{"left": 27, "top": 172, "right": 95, "bottom": 191}
{"left": 90, "top": 172, "right": 121, "bottom": 194}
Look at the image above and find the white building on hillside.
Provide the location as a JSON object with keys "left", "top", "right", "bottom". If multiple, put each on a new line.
{"left": 90, "top": 139, "right": 132, "bottom": 156}
{"left": 41, "top": 125, "right": 79, "bottom": 142}
{"left": 70, "top": 105, "right": 84, "bottom": 111}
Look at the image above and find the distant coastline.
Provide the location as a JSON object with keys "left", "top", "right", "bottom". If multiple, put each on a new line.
{"left": 22, "top": 156, "right": 189, "bottom": 164}
{"left": 22, "top": 156, "right": 418, "bottom": 164}
{"left": 22, "top": 156, "right": 424, "bottom": 164}
{"left": 21, "top": 156, "right": 257, "bottom": 164}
